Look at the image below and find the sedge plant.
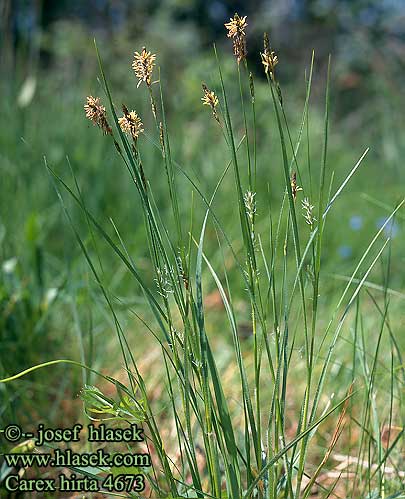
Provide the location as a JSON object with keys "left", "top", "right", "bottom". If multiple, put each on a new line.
{"left": 2, "top": 13, "right": 404, "bottom": 499}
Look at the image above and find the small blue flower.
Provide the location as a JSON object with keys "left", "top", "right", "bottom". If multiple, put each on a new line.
{"left": 349, "top": 215, "right": 363, "bottom": 231}
{"left": 376, "top": 217, "right": 399, "bottom": 238}
{"left": 338, "top": 245, "right": 352, "bottom": 259}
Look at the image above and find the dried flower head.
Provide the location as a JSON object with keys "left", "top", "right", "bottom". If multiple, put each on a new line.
{"left": 225, "top": 14, "right": 248, "bottom": 39}
{"left": 261, "top": 33, "right": 278, "bottom": 79}
{"left": 302, "top": 197, "right": 317, "bottom": 227}
{"left": 290, "top": 171, "right": 303, "bottom": 201}
{"left": 261, "top": 50, "right": 278, "bottom": 78}
{"left": 224, "top": 13, "right": 247, "bottom": 64}
{"left": 132, "top": 48, "right": 156, "bottom": 88}
{"left": 84, "top": 96, "right": 112, "bottom": 135}
{"left": 201, "top": 83, "right": 220, "bottom": 123}
{"left": 118, "top": 107, "right": 144, "bottom": 141}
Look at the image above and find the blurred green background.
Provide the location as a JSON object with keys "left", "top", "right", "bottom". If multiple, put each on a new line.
{"left": 1, "top": 0, "right": 404, "bottom": 432}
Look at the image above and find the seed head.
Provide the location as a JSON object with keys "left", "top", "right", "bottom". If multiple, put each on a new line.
{"left": 132, "top": 47, "right": 156, "bottom": 88}
{"left": 261, "top": 50, "right": 278, "bottom": 78}
{"left": 118, "top": 106, "right": 144, "bottom": 141}
{"left": 201, "top": 84, "right": 218, "bottom": 108}
{"left": 264, "top": 32, "right": 270, "bottom": 53}
{"left": 249, "top": 72, "right": 255, "bottom": 102}
{"left": 225, "top": 14, "right": 248, "bottom": 39}
{"left": 224, "top": 14, "right": 247, "bottom": 64}
{"left": 84, "top": 95, "right": 112, "bottom": 135}
{"left": 201, "top": 83, "right": 220, "bottom": 123}
{"left": 159, "top": 122, "right": 165, "bottom": 155}
{"left": 261, "top": 33, "right": 278, "bottom": 79}
{"left": 290, "top": 171, "right": 302, "bottom": 201}
{"left": 244, "top": 191, "right": 256, "bottom": 221}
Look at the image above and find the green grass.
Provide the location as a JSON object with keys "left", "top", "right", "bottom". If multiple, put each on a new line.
{"left": 1, "top": 19, "right": 405, "bottom": 499}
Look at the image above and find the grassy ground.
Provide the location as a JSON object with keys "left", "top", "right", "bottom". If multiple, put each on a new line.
{"left": 0, "top": 17, "right": 404, "bottom": 498}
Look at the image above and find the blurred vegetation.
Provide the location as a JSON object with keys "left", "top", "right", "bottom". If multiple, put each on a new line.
{"left": 0, "top": 0, "right": 404, "bottom": 433}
